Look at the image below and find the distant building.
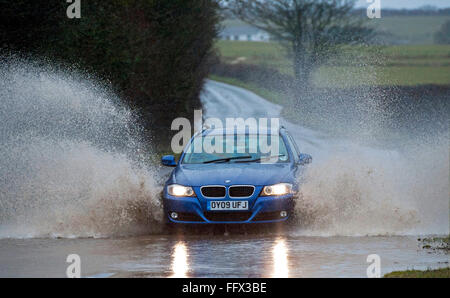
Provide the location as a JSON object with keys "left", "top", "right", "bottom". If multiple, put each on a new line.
{"left": 219, "top": 25, "right": 270, "bottom": 42}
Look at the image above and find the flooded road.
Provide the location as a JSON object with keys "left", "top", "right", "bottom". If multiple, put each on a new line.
{"left": 0, "top": 235, "right": 448, "bottom": 278}
{"left": 0, "top": 66, "right": 448, "bottom": 278}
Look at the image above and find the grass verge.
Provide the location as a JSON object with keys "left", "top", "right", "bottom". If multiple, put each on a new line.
{"left": 384, "top": 267, "right": 450, "bottom": 278}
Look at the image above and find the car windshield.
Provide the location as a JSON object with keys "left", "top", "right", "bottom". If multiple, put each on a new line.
{"left": 182, "top": 134, "right": 289, "bottom": 164}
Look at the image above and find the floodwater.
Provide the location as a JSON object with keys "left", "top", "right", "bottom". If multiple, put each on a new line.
{"left": 0, "top": 235, "right": 448, "bottom": 278}
{"left": 0, "top": 63, "right": 448, "bottom": 277}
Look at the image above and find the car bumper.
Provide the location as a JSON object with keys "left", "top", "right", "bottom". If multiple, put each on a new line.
{"left": 163, "top": 194, "right": 295, "bottom": 224}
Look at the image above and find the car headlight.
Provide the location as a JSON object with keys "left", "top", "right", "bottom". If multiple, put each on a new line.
{"left": 167, "top": 184, "right": 195, "bottom": 197}
{"left": 261, "top": 183, "right": 293, "bottom": 196}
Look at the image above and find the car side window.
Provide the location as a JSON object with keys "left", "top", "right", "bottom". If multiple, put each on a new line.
{"left": 284, "top": 132, "right": 299, "bottom": 163}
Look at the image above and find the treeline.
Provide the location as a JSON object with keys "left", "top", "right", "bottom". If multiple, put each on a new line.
{"left": 0, "top": 0, "right": 220, "bottom": 149}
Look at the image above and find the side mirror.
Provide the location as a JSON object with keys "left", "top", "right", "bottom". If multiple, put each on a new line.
{"left": 299, "top": 153, "right": 312, "bottom": 165}
{"left": 162, "top": 155, "right": 177, "bottom": 167}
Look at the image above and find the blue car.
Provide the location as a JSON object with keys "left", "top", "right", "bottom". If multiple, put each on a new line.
{"left": 161, "top": 127, "right": 312, "bottom": 224}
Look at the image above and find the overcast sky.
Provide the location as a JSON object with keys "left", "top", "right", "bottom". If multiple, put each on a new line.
{"left": 355, "top": 0, "right": 450, "bottom": 9}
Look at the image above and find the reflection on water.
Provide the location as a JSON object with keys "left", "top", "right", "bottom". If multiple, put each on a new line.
{"left": 0, "top": 235, "right": 448, "bottom": 278}
{"left": 271, "top": 238, "right": 289, "bottom": 278}
{"left": 170, "top": 241, "right": 189, "bottom": 278}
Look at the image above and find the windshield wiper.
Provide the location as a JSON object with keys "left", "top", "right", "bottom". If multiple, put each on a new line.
{"left": 236, "top": 154, "right": 286, "bottom": 163}
{"left": 203, "top": 155, "right": 252, "bottom": 164}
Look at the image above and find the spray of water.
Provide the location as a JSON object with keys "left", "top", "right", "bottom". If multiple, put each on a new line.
{"left": 292, "top": 140, "right": 449, "bottom": 236}
{"left": 1, "top": 56, "right": 448, "bottom": 239}
{"left": 288, "top": 60, "right": 449, "bottom": 236}
{"left": 0, "top": 57, "right": 163, "bottom": 239}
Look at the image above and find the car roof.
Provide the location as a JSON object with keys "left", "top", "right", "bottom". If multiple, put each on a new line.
{"left": 199, "top": 127, "right": 285, "bottom": 137}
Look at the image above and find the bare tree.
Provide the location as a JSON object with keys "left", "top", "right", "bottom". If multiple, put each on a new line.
{"left": 227, "top": 0, "right": 375, "bottom": 87}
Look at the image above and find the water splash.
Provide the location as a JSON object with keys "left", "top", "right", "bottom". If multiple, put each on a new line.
{"left": 282, "top": 53, "right": 449, "bottom": 236}
{"left": 292, "top": 133, "right": 449, "bottom": 237}
{"left": 0, "top": 57, "right": 163, "bottom": 239}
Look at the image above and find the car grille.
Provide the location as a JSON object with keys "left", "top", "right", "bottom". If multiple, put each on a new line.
{"left": 201, "top": 186, "right": 226, "bottom": 198}
{"left": 204, "top": 212, "right": 252, "bottom": 222}
{"left": 229, "top": 185, "right": 255, "bottom": 198}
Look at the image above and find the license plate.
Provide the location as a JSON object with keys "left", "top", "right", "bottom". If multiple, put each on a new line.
{"left": 209, "top": 201, "right": 248, "bottom": 211}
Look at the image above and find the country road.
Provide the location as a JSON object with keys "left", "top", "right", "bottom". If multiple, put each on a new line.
{"left": 202, "top": 80, "right": 322, "bottom": 158}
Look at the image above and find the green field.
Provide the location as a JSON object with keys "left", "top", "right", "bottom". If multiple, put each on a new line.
{"left": 369, "top": 15, "right": 450, "bottom": 45}
{"left": 215, "top": 41, "right": 450, "bottom": 86}
{"left": 223, "top": 15, "right": 450, "bottom": 45}
{"left": 314, "top": 65, "right": 450, "bottom": 87}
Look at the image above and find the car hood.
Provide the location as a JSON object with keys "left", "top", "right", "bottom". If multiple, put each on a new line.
{"left": 171, "top": 163, "right": 294, "bottom": 186}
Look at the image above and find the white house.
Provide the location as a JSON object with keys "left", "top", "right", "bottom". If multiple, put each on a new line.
{"left": 219, "top": 25, "right": 270, "bottom": 42}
